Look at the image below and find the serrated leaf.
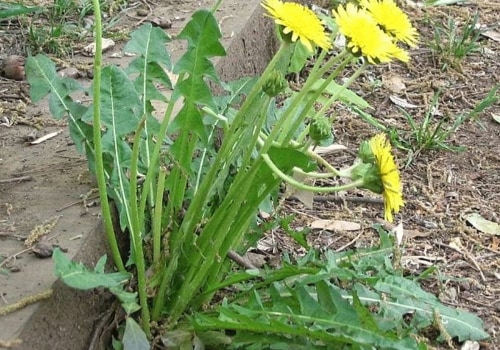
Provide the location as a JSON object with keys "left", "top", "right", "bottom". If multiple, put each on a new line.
{"left": 176, "top": 10, "right": 225, "bottom": 59}
{"left": 173, "top": 9, "right": 225, "bottom": 112}
{"left": 123, "top": 317, "right": 150, "bottom": 350}
{"left": 25, "top": 57, "right": 94, "bottom": 157}
{"left": 125, "top": 24, "right": 173, "bottom": 98}
{"left": 373, "top": 276, "right": 490, "bottom": 341}
{"left": 53, "top": 248, "right": 129, "bottom": 290}
{"left": 130, "top": 61, "right": 171, "bottom": 101}
{"left": 110, "top": 287, "right": 140, "bottom": 315}
{"left": 125, "top": 23, "right": 171, "bottom": 68}
{"left": 26, "top": 55, "right": 83, "bottom": 113}
{"left": 195, "top": 279, "right": 420, "bottom": 349}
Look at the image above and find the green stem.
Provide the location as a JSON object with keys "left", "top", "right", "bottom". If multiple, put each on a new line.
{"left": 262, "top": 154, "right": 364, "bottom": 193}
{"left": 91, "top": 0, "right": 124, "bottom": 272}
{"left": 162, "top": 88, "right": 274, "bottom": 322}
{"left": 261, "top": 50, "right": 350, "bottom": 152}
{"left": 279, "top": 52, "right": 353, "bottom": 145}
{"left": 129, "top": 115, "right": 151, "bottom": 337}
{"left": 167, "top": 159, "right": 263, "bottom": 323}
{"left": 311, "top": 62, "right": 369, "bottom": 123}
{"left": 163, "top": 42, "right": 290, "bottom": 258}
{"left": 138, "top": 72, "right": 186, "bottom": 226}
{"left": 153, "top": 167, "right": 167, "bottom": 264}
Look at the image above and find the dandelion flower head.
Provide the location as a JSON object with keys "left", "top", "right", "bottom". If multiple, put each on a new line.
{"left": 333, "top": 3, "right": 409, "bottom": 63}
{"left": 262, "top": 0, "right": 332, "bottom": 52}
{"left": 369, "top": 134, "right": 404, "bottom": 222}
{"left": 361, "top": 0, "right": 419, "bottom": 47}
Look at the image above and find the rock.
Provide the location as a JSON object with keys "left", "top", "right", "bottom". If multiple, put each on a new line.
{"left": 2, "top": 55, "right": 25, "bottom": 80}
{"left": 58, "top": 67, "right": 81, "bottom": 79}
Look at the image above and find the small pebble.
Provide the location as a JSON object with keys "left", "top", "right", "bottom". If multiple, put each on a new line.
{"left": 58, "top": 67, "right": 81, "bottom": 79}
{"left": 137, "top": 8, "right": 149, "bottom": 17}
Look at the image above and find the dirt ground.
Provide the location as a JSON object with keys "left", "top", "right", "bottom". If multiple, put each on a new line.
{"left": 0, "top": 0, "right": 499, "bottom": 349}
{"left": 280, "top": 1, "right": 500, "bottom": 348}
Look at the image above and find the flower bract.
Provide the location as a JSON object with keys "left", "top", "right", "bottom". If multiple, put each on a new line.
{"left": 361, "top": 0, "right": 418, "bottom": 47}
{"left": 333, "top": 3, "right": 409, "bottom": 63}
{"left": 369, "top": 134, "right": 404, "bottom": 222}
{"left": 262, "top": 0, "right": 332, "bottom": 52}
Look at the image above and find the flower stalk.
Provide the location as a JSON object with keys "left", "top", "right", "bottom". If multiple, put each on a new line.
{"left": 90, "top": 0, "right": 125, "bottom": 273}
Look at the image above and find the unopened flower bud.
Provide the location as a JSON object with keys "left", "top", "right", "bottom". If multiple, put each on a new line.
{"left": 262, "top": 70, "right": 287, "bottom": 97}
{"left": 309, "top": 115, "right": 332, "bottom": 144}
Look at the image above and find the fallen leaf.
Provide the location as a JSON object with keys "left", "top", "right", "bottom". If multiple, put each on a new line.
{"left": 29, "top": 130, "right": 63, "bottom": 145}
{"left": 492, "top": 113, "right": 500, "bottom": 124}
{"left": 310, "top": 219, "right": 361, "bottom": 231}
{"left": 288, "top": 171, "right": 315, "bottom": 209}
{"left": 464, "top": 213, "right": 500, "bottom": 235}
{"left": 449, "top": 237, "right": 463, "bottom": 251}
{"left": 389, "top": 95, "right": 419, "bottom": 108}
{"left": 481, "top": 30, "right": 500, "bottom": 43}
{"left": 392, "top": 221, "right": 404, "bottom": 246}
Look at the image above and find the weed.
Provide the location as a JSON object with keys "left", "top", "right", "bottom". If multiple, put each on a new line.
{"left": 428, "top": 12, "right": 482, "bottom": 71}
{"left": 18, "top": 0, "right": 123, "bottom": 56}
{"left": 388, "top": 84, "right": 498, "bottom": 166}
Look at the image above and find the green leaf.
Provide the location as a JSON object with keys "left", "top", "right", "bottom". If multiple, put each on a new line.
{"left": 268, "top": 146, "right": 316, "bottom": 173}
{"left": 176, "top": 10, "right": 225, "bottom": 59}
{"left": 125, "top": 23, "right": 172, "bottom": 99}
{"left": 195, "top": 279, "right": 420, "bottom": 349}
{"left": 0, "top": 1, "right": 40, "bottom": 19}
{"left": 122, "top": 317, "right": 150, "bottom": 350}
{"left": 88, "top": 65, "right": 142, "bottom": 137}
{"left": 288, "top": 41, "right": 310, "bottom": 74}
{"left": 53, "top": 248, "right": 129, "bottom": 290}
{"left": 125, "top": 23, "right": 171, "bottom": 69}
{"left": 373, "top": 276, "right": 490, "bottom": 341}
{"left": 25, "top": 54, "right": 84, "bottom": 116}
{"left": 110, "top": 287, "right": 141, "bottom": 315}
{"left": 174, "top": 9, "right": 225, "bottom": 97}
{"left": 309, "top": 78, "right": 370, "bottom": 109}
{"left": 25, "top": 55, "right": 94, "bottom": 157}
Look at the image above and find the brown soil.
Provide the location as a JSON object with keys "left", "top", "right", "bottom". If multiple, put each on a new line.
{"left": 1, "top": 0, "right": 499, "bottom": 349}
{"left": 278, "top": 1, "right": 500, "bottom": 348}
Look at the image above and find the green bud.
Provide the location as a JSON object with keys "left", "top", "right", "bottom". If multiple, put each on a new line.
{"left": 262, "top": 70, "right": 287, "bottom": 97}
{"left": 309, "top": 115, "right": 332, "bottom": 144}
{"left": 351, "top": 162, "right": 384, "bottom": 194}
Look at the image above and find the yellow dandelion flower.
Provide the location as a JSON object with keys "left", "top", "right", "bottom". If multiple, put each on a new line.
{"left": 369, "top": 134, "right": 404, "bottom": 222}
{"left": 361, "top": 0, "right": 419, "bottom": 47}
{"left": 262, "top": 0, "right": 332, "bottom": 52}
{"left": 333, "top": 3, "right": 409, "bottom": 63}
